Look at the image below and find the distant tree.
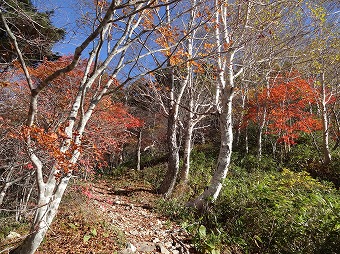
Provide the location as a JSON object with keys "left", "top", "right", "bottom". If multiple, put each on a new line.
{"left": 0, "top": 0, "right": 65, "bottom": 65}
{"left": 302, "top": 3, "right": 339, "bottom": 165}
{"left": 134, "top": 0, "right": 210, "bottom": 197}
{"left": 188, "top": 0, "right": 322, "bottom": 211}
{"left": 1, "top": 0, "right": 184, "bottom": 252}
{"left": 246, "top": 73, "right": 323, "bottom": 157}
{"left": 179, "top": 63, "right": 214, "bottom": 184}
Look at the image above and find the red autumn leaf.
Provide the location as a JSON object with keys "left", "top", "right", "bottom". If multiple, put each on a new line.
{"left": 245, "top": 73, "right": 322, "bottom": 144}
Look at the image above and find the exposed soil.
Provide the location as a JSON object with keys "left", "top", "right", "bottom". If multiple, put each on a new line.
{"left": 35, "top": 178, "right": 194, "bottom": 254}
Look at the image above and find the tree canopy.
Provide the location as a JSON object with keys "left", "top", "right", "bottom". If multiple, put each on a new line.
{"left": 0, "top": 0, "right": 65, "bottom": 65}
{"left": 0, "top": 1, "right": 339, "bottom": 253}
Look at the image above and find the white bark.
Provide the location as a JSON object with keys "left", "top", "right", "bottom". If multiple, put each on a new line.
{"left": 180, "top": 83, "right": 212, "bottom": 183}
{"left": 181, "top": 120, "right": 194, "bottom": 183}
{"left": 0, "top": 169, "right": 30, "bottom": 207}
{"left": 190, "top": 86, "right": 234, "bottom": 210}
{"left": 136, "top": 130, "right": 142, "bottom": 171}
{"left": 158, "top": 61, "right": 190, "bottom": 196}
{"left": 158, "top": 105, "right": 181, "bottom": 197}
{"left": 158, "top": 0, "right": 199, "bottom": 196}
{"left": 0, "top": 183, "right": 10, "bottom": 206}
{"left": 189, "top": 0, "right": 249, "bottom": 210}
{"left": 4, "top": 1, "right": 181, "bottom": 253}
{"left": 320, "top": 72, "right": 332, "bottom": 165}
{"left": 10, "top": 176, "right": 70, "bottom": 254}
{"left": 257, "top": 109, "right": 267, "bottom": 159}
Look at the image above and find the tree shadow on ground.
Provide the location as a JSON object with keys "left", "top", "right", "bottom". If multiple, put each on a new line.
{"left": 108, "top": 188, "right": 156, "bottom": 197}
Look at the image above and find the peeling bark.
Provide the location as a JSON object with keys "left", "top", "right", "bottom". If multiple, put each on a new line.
{"left": 189, "top": 89, "right": 234, "bottom": 211}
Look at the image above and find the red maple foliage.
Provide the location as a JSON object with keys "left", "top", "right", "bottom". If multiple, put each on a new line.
{"left": 1, "top": 56, "right": 143, "bottom": 175}
{"left": 246, "top": 74, "right": 322, "bottom": 144}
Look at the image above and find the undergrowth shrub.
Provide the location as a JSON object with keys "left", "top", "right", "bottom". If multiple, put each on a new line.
{"left": 156, "top": 198, "right": 223, "bottom": 254}
{"left": 139, "top": 163, "right": 166, "bottom": 190}
{"left": 188, "top": 224, "right": 223, "bottom": 254}
{"left": 306, "top": 152, "right": 340, "bottom": 188}
{"left": 155, "top": 198, "right": 193, "bottom": 221}
{"left": 188, "top": 149, "right": 217, "bottom": 196}
{"left": 232, "top": 153, "right": 280, "bottom": 172}
{"left": 283, "top": 133, "right": 322, "bottom": 173}
{"left": 213, "top": 168, "right": 340, "bottom": 253}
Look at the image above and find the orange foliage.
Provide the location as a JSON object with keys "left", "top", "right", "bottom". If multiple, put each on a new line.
{"left": 246, "top": 74, "right": 322, "bottom": 144}
{"left": 93, "top": 0, "right": 108, "bottom": 8}
{"left": 142, "top": 9, "right": 155, "bottom": 29}
{"left": 22, "top": 125, "right": 77, "bottom": 173}
{"left": 2, "top": 56, "right": 143, "bottom": 173}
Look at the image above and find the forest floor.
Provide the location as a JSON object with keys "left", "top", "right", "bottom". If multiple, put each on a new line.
{"left": 35, "top": 176, "right": 195, "bottom": 254}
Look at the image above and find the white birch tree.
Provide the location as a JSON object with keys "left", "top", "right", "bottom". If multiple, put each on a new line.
{"left": 139, "top": 0, "right": 210, "bottom": 196}
{"left": 189, "top": 0, "right": 248, "bottom": 210}
{"left": 1, "top": 1, "right": 181, "bottom": 253}
{"left": 188, "top": 0, "right": 310, "bottom": 210}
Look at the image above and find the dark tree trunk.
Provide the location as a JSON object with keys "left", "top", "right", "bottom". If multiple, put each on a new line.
{"left": 158, "top": 108, "right": 179, "bottom": 197}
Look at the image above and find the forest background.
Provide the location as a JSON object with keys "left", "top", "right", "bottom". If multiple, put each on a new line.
{"left": 0, "top": 0, "right": 339, "bottom": 253}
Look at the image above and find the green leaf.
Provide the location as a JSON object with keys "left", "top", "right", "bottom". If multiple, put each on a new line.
{"left": 83, "top": 234, "right": 91, "bottom": 243}
{"left": 103, "top": 231, "right": 110, "bottom": 237}
{"left": 199, "top": 225, "right": 206, "bottom": 238}
{"left": 254, "top": 235, "right": 263, "bottom": 243}
{"left": 335, "top": 223, "right": 340, "bottom": 230}
{"left": 181, "top": 221, "right": 188, "bottom": 229}
{"left": 211, "top": 249, "right": 220, "bottom": 254}
{"left": 90, "top": 228, "right": 97, "bottom": 237}
{"left": 68, "top": 223, "right": 77, "bottom": 229}
{"left": 206, "top": 242, "right": 215, "bottom": 249}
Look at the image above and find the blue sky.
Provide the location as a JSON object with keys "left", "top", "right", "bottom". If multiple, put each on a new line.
{"left": 32, "top": 0, "right": 157, "bottom": 79}
{"left": 33, "top": 0, "right": 87, "bottom": 55}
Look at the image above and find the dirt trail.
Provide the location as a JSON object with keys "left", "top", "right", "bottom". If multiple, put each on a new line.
{"left": 90, "top": 180, "right": 194, "bottom": 254}
{"left": 3, "top": 178, "right": 195, "bottom": 253}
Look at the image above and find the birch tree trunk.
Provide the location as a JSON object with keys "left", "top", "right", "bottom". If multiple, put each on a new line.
{"left": 136, "top": 130, "right": 142, "bottom": 171}
{"left": 257, "top": 110, "right": 266, "bottom": 159}
{"left": 0, "top": 184, "right": 10, "bottom": 207}
{"left": 189, "top": 86, "right": 234, "bottom": 210}
{"left": 189, "top": 0, "right": 249, "bottom": 210}
{"left": 179, "top": 87, "right": 211, "bottom": 183}
{"left": 235, "top": 84, "right": 247, "bottom": 148}
{"left": 0, "top": 167, "right": 30, "bottom": 207}
{"left": 189, "top": 48, "right": 238, "bottom": 211}
{"left": 157, "top": 0, "right": 198, "bottom": 196}
{"left": 180, "top": 121, "right": 194, "bottom": 183}
{"left": 257, "top": 72, "right": 272, "bottom": 159}
{"left": 158, "top": 107, "right": 180, "bottom": 197}
{"left": 10, "top": 176, "right": 70, "bottom": 254}
{"left": 320, "top": 72, "right": 332, "bottom": 165}
{"left": 158, "top": 61, "right": 188, "bottom": 197}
